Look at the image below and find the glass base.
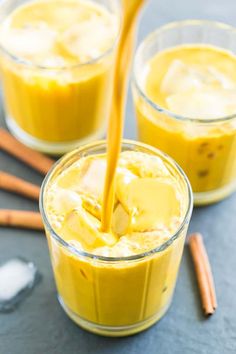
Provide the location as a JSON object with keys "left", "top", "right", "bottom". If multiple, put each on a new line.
{"left": 6, "top": 116, "right": 106, "bottom": 155}
{"left": 194, "top": 180, "right": 236, "bottom": 205}
{"left": 58, "top": 295, "right": 172, "bottom": 337}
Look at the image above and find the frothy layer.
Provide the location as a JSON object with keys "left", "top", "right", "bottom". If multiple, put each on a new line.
{"left": 0, "top": 0, "right": 118, "bottom": 67}
{"left": 46, "top": 151, "right": 187, "bottom": 256}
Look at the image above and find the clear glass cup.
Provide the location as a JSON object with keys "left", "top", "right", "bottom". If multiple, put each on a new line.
{"left": 0, "top": 0, "right": 120, "bottom": 154}
{"left": 132, "top": 20, "right": 236, "bottom": 205}
{"left": 40, "top": 140, "right": 193, "bottom": 337}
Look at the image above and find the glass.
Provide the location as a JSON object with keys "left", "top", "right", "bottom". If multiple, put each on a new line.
{"left": 40, "top": 140, "right": 193, "bottom": 336}
{"left": 0, "top": 0, "right": 120, "bottom": 154}
{"left": 132, "top": 20, "right": 236, "bottom": 205}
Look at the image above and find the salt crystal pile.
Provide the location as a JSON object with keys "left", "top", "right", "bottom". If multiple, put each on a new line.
{"left": 0, "top": 258, "right": 39, "bottom": 312}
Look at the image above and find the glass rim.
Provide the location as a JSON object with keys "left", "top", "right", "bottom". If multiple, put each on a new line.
{"left": 133, "top": 19, "right": 236, "bottom": 124}
{"left": 0, "top": 0, "right": 121, "bottom": 71}
{"left": 39, "top": 139, "right": 193, "bottom": 263}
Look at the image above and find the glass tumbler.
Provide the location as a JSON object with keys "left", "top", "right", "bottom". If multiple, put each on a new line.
{"left": 0, "top": 0, "right": 120, "bottom": 154}
{"left": 132, "top": 20, "right": 236, "bottom": 205}
{"left": 40, "top": 140, "right": 193, "bottom": 336}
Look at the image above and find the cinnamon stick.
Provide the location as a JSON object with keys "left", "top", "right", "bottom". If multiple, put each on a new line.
{"left": 188, "top": 233, "right": 217, "bottom": 316}
{"left": 0, "top": 210, "right": 44, "bottom": 230}
{"left": 196, "top": 233, "right": 217, "bottom": 310}
{"left": 0, "top": 128, "right": 54, "bottom": 175}
{"left": 0, "top": 171, "right": 40, "bottom": 200}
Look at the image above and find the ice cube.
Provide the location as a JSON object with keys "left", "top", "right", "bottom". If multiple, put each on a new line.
{"left": 94, "top": 237, "right": 134, "bottom": 257}
{"left": 61, "top": 208, "right": 117, "bottom": 250}
{"left": 47, "top": 188, "right": 82, "bottom": 215}
{"left": 126, "top": 231, "right": 170, "bottom": 253}
{"left": 110, "top": 239, "right": 134, "bottom": 257}
{"left": 45, "top": 3, "right": 93, "bottom": 32}
{"left": 57, "top": 157, "right": 106, "bottom": 202}
{"left": 0, "top": 258, "right": 40, "bottom": 312}
{"left": 112, "top": 203, "right": 131, "bottom": 235}
{"left": 60, "top": 16, "right": 116, "bottom": 61}
{"left": 78, "top": 157, "right": 107, "bottom": 200}
{"left": 115, "top": 167, "right": 137, "bottom": 201}
{"left": 0, "top": 27, "right": 56, "bottom": 59}
{"left": 116, "top": 177, "right": 181, "bottom": 232}
{"left": 40, "top": 55, "right": 66, "bottom": 68}
{"left": 93, "top": 246, "right": 112, "bottom": 257}
{"left": 166, "top": 88, "right": 236, "bottom": 119}
{"left": 161, "top": 60, "right": 236, "bottom": 96}
{"left": 161, "top": 60, "right": 203, "bottom": 95}
{"left": 82, "top": 195, "right": 101, "bottom": 219}
{"left": 207, "top": 66, "right": 236, "bottom": 89}
{"left": 119, "top": 151, "right": 170, "bottom": 178}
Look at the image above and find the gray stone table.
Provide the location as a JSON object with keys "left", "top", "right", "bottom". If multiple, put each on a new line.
{"left": 0, "top": 0, "right": 236, "bottom": 353}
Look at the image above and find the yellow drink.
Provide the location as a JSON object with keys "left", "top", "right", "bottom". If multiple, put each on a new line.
{"left": 0, "top": 0, "right": 119, "bottom": 153}
{"left": 40, "top": 141, "right": 192, "bottom": 336}
{"left": 133, "top": 21, "right": 236, "bottom": 204}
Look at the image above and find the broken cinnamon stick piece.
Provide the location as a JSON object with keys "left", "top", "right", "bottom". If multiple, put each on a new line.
{"left": 0, "top": 128, "right": 54, "bottom": 175}
{"left": 0, "top": 171, "right": 40, "bottom": 200}
{"left": 188, "top": 233, "right": 217, "bottom": 316}
{"left": 0, "top": 210, "right": 44, "bottom": 230}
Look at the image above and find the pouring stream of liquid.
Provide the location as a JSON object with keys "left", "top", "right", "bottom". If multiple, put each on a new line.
{"left": 101, "top": 0, "right": 146, "bottom": 232}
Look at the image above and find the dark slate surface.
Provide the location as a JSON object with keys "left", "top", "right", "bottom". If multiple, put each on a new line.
{"left": 0, "top": 0, "right": 236, "bottom": 353}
